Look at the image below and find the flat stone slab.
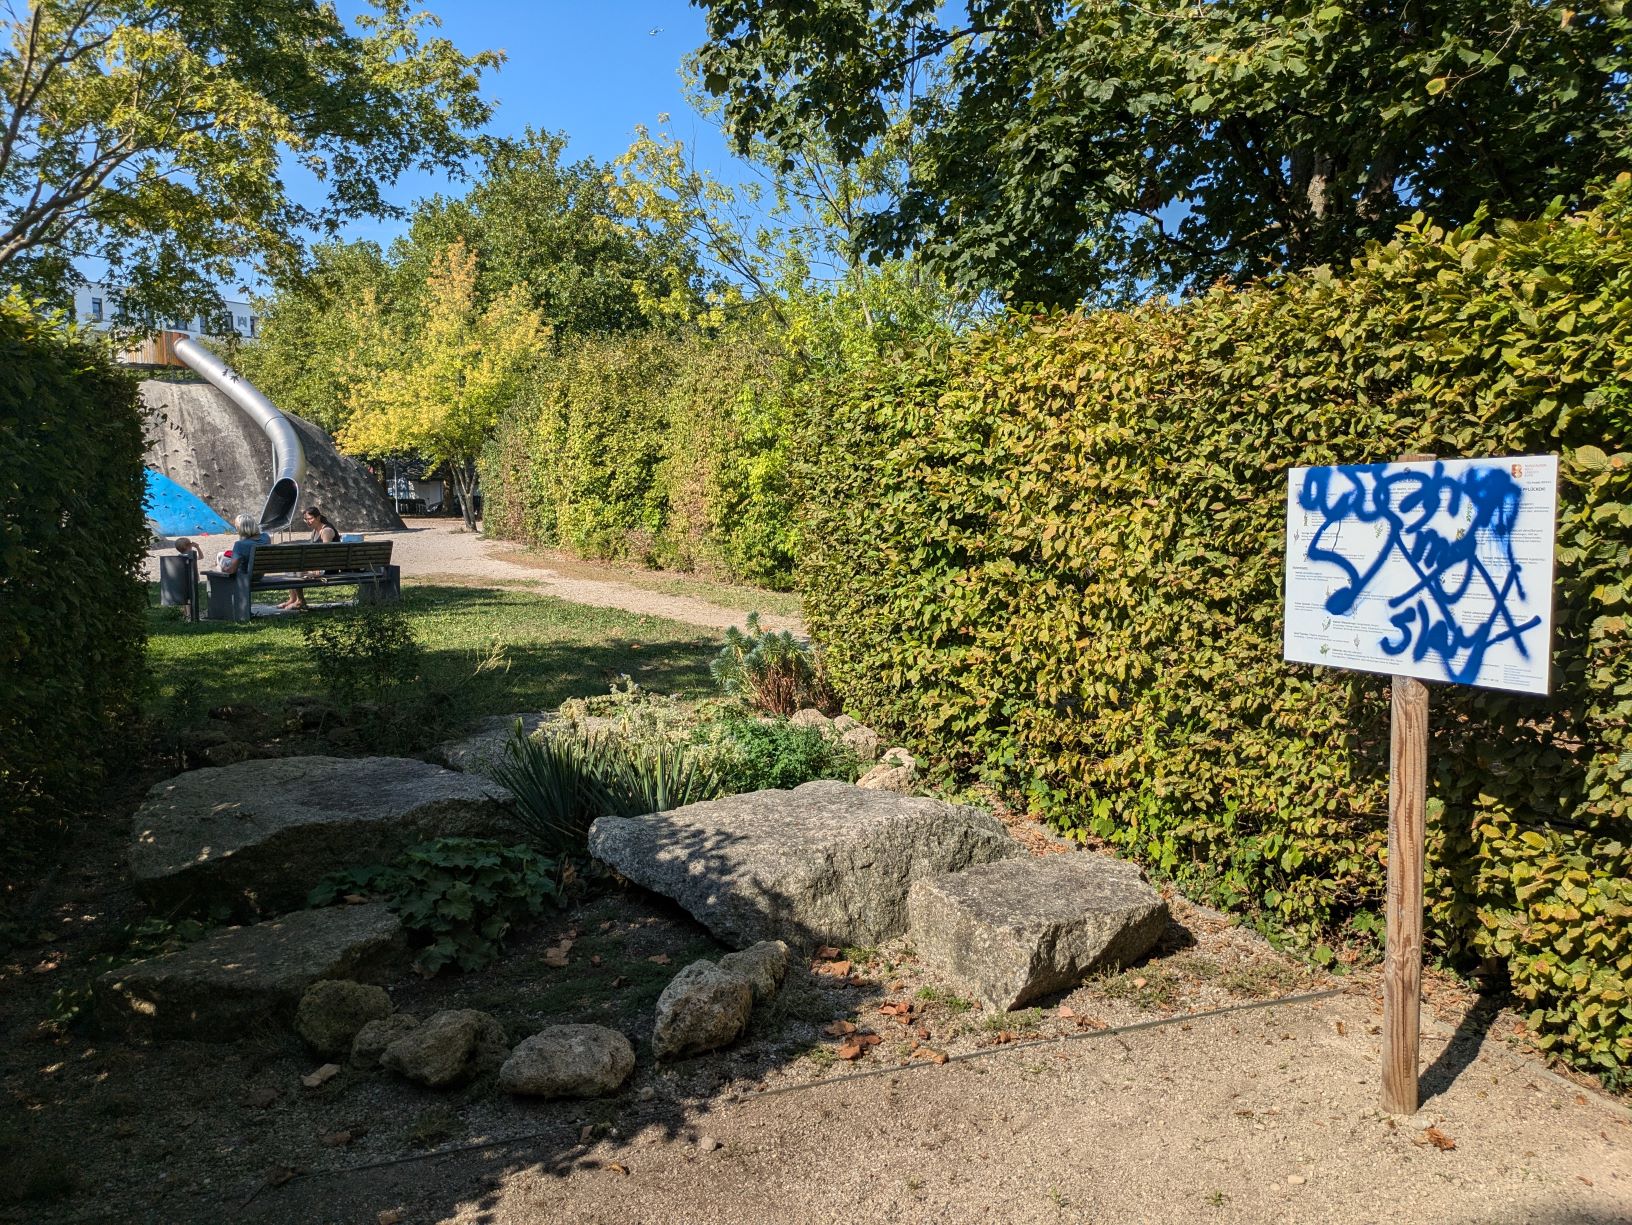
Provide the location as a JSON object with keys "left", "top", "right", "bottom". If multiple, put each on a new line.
{"left": 431, "top": 713, "right": 555, "bottom": 777}
{"left": 907, "top": 854, "right": 1169, "bottom": 1011}
{"left": 588, "top": 780, "right": 1020, "bottom": 950}
{"left": 131, "top": 756, "right": 513, "bottom": 911}
{"left": 96, "top": 903, "right": 404, "bottom": 1040}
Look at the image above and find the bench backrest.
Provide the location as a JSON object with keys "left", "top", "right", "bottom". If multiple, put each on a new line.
{"left": 246, "top": 541, "right": 394, "bottom": 578}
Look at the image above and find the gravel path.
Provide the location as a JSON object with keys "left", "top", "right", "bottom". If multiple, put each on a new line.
{"left": 241, "top": 985, "right": 1632, "bottom": 1225}
{"left": 145, "top": 519, "right": 802, "bottom": 635}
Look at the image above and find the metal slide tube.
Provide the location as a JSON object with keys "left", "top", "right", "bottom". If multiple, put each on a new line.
{"left": 171, "top": 334, "right": 307, "bottom": 531}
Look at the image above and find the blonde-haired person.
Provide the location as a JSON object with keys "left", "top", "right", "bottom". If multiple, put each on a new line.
{"left": 215, "top": 513, "right": 262, "bottom": 577}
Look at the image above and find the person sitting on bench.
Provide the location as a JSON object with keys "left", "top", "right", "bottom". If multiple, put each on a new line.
{"left": 214, "top": 514, "right": 263, "bottom": 577}
{"left": 278, "top": 505, "right": 340, "bottom": 611}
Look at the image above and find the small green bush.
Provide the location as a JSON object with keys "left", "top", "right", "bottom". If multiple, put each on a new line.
{"left": 299, "top": 604, "right": 423, "bottom": 705}
{"left": 310, "top": 838, "right": 560, "bottom": 974}
{"left": 711, "top": 613, "right": 833, "bottom": 716}
{"left": 691, "top": 707, "right": 859, "bottom": 795}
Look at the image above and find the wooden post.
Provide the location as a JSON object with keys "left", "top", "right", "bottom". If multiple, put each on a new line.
{"left": 1382, "top": 449, "right": 1433, "bottom": 1115}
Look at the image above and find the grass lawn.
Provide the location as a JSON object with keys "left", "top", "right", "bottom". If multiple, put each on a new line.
{"left": 144, "top": 583, "right": 721, "bottom": 717}
{"left": 487, "top": 545, "right": 806, "bottom": 620}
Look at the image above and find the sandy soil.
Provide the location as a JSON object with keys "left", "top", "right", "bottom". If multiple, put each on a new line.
{"left": 145, "top": 519, "right": 802, "bottom": 635}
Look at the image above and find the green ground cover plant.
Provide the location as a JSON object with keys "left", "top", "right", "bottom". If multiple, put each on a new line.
{"left": 801, "top": 186, "right": 1632, "bottom": 1080}
{"left": 311, "top": 838, "right": 562, "bottom": 974}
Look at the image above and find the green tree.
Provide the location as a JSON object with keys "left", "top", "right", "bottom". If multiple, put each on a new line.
{"left": 339, "top": 240, "right": 545, "bottom": 530}
{"left": 695, "top": 0, "right": 1632, "bottom": 302}
{"left": 0, "top": 0, "right": 499, "bottom": 322}
{"left": 231, "top": 241, "right": 392, "bottom": 434}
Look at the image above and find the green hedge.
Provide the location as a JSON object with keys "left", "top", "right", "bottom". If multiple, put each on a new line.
{"left": 801, "top": 189, "right": 1632, "bottom": 1079}
{"left": 0, "top": 298, "right": 148, "bottom": 833}
{"left": 481, "top": 329, "right": 798, "bottom": 588}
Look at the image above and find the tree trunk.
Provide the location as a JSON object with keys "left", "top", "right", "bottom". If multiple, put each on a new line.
{"left": 451, "top": 459, "right": 479, "bottom": 532}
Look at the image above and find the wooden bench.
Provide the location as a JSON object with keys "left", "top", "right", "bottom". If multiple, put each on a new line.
{"left": 206, "top": 541, "right": 399, "bottom": 620}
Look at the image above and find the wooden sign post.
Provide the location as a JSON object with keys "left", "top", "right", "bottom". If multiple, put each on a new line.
{"left": 1282, "top": 452, "right": 1559, "bottom": 1115}
{"left": 1382, "top": 672, "right": 1429, "bottom": 1114}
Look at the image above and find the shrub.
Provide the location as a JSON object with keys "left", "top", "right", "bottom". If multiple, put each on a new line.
{"left": 491, "top": 723, "right": 718, "bottom": 854}
{"left": 310, "top": 837, "right": 560, "bottom": 974}
{"left": 800, "top": 187, "right": 1632, "bottom": 1077}
{"left": 691, "top": 707, "right": 860, "bottom": 795}
{"left": 299, "top": 604, "right": 423, "bottom": 705}
{"left": 711, "top": 613, "right": 834, "bottom": 715}
{"left": 0, "top": 298, "right": 147, "bottom": 837}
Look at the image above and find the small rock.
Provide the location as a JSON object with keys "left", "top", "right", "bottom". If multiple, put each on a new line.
{"left": 840, "top": 725, "right": 880, "bottom": 763}
{"left": 698, "top": 1136, "right": 722, "bottom": 1153}
{"left": 1287, "top": 1175, "right": 1307, "bottom": 1186}
{"left": 498, "top": 1025, "right": 635, "bottom": 1099}
{"left": 350, "top": 1013, "right": 420, "bottom": 1068}
{"left": 830, "top": 715, "right": 860, "bottom": 733}
{"left": 301, "top": 1063, "right": 341, "bottom": 1089}
{"left": 295, "top": 980, "right": 393, "bottom": 1058}
{"left": 718, "top": 940, "right": 790, "bottom": 1004}
{"left": 652, "top": 961, "right": 753, "bottom": 1061}
{"left": 381, "top": 1009, "right": 508, "bottom": 1088}
{"left": 788, "top": 708, "right": 831, "bottom": 731}
{"left": 638, "top": 1086, "right": 656, "bottom": 1102}
{"left": 857, "top": 749, "right": 916, "bottom": 793}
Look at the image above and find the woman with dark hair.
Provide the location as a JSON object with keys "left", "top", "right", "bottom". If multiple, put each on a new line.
{"left": 279, "top": 506, "right": 340, "bottom": 611}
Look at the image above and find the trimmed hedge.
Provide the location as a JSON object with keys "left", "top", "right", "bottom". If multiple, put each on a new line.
{"left": 481, "top": 329, "right": 798, "bottom": 587}
{"left": 1, "top": 298, "right": 148, "bottom": 833}
{"left": 800, "top": 189, "right": 1632, "bottom": 1078}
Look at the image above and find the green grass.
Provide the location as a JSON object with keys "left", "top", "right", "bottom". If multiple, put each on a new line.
{"left": 144, "top": 583, "right": 720, "bottom": 717}
{"left": 488, "top": 546, "right": 806, "bottom": 620}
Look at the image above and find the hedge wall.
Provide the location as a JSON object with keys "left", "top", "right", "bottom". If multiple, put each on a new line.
{"left": 801, "top": 189, "right": 1632, "bottom": 1079}
{"left": 1, "top": 298, "right": 148, "bottom": 833}
{"left": 481, "top": 329, "right": 799, "bottom": 588}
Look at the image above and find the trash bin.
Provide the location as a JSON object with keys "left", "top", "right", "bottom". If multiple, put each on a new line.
{"left": 158, "top": 554, "right": 199, "bottom": 621}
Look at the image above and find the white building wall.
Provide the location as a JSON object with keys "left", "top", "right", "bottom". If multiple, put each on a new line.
{"left": 71, "top": 282, "right": 261, "bottom": 339}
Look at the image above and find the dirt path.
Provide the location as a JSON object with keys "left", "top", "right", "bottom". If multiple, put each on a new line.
{"left": 241, "top": 985, "right": 1631, "bottom": 1225}
{"left": 144, "top": 519, "right": 802, "bottom": 635}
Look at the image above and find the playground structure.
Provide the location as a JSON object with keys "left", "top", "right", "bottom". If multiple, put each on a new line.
{"left": 139, "top": 334, "right": 403, "bottom": 538}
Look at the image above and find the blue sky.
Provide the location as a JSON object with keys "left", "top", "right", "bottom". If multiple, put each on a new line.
{"left": 322, "top": 1, "right": 738, "bottom": 252}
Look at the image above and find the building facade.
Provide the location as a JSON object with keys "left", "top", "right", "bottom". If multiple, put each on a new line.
{"left": 70, "top": 282, "right": 261, "bottom": 339}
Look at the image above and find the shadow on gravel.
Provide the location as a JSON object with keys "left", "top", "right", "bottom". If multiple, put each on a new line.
{"left": 1418, "top": 992, "right": 1505, "bottom": 1105}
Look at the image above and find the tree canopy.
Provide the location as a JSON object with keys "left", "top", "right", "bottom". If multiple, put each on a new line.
{"left": 694, "top": 0, "right": 1632, "bottom": 303}
{"left": 0, "top": 0, "right": 499, "bottom": 322}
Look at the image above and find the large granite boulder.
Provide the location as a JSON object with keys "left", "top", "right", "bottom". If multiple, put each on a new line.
{"left": 588, "top": 780, "right": 1020, "bottom": 950}
{"left": 907, "top": 855, "right": 1169, "bottom": 1011}
{"left": 130, "top": 756, "right": 513, "bottom": 912}
{"left": 652, "top": 961, "right": 754, "bottom": 1061}
{"left": 96, "top": 904, "right": 403, "bottom": 1040}
{"left": 499, "top": 1025, "right": 635, "bottom": 1098}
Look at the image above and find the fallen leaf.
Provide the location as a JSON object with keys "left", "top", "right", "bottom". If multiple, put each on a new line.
{"left": 606, "top": 1162, "right": 629, "bottom": 1176}
{"left": 916, "top": 1026, "right": 931, "bottom": 1041}
{"left": 855, "top": 1032, "right": 882, "bottom": 1047}
{"left": 647, "top": 954, "right": 670, "bottom": 966}
{"left": 377, "top": 1211, "right": 404, "bottom": 1225}
{"left": 590, "top": 954, "right": 603, "bottom": 967}
{"left": 321, "top": 1130, "right": 352, "bottom": 1148}
{"left": 1574, "top": 1094, "right": 1587, "bottom": 1105}
{"left": 917, "top": 1048, "right": 949, "bottom": 1065}
{"left": 1132, "top": 977, "right": 1148, "bottom": 989}
{"left": 342, "top": 893, "right": 367, "bottom": 905}
{"left": 815, "top": 945, "right": 842, "bottom": 960}
{"left": 610, "top": 976, "right": 628, "bottom": 988}
{"left": 301, "top": 1063, "right": 341, "bottom": 1089}
{"left": 814, "top": 959, "right": 851, "bottom": 977}
{"left": 879, "top": 1001, "right": 913, "bottom": 1022}
{"left": 1418, "top": 1126, "right": 1456, "bottom": 1151}
{"left": 1334, "top": 1021, "right": 1346, "bottom": 1036}
{"left": 835, "top": 1039, "right": 865, "bottom": 1060}
{"left": 543, "top": 947, "right": 571, "bottom": 968}
{"left": 991, "top": 1030, "right": 1017, "bottom": 1045}
{"left": 1578, "top": 1176, "right": 1594, "bottom": 1187}
{"left": 1057, "top": 1005, "right": 1076, "bottom": 1019}
{"left": 823, "top": 1020, "right": 858, "bottom": 1037}
{"left": 600, "top": 920, "right": 615, "bottom": 931}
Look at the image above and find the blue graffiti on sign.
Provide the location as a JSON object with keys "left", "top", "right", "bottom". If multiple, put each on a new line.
{"left": 1296, "top": 462, "right": 1541, "bottom": 686}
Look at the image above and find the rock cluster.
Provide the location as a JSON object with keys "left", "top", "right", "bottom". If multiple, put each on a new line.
{"left": 653, "top": 940, "right": 789, "bottom": 1060}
